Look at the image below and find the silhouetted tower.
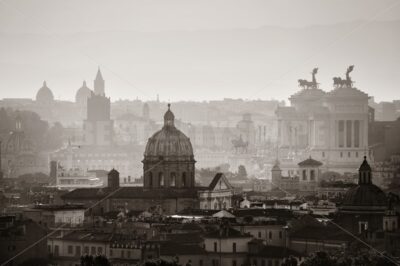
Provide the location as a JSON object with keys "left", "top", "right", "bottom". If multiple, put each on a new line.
{"left": 108, "top": 169, "right": 120, "bottom": 189}
{"left": 94, "top": 68, "right": 105, "bottom": 96}
{"left": 271, "top": 160, "right": 281, "bottom": 189}
{"left": 49, "top": 161, "right": 57, "bottom": 185}
{"left": 84, "top": 69, "right": 113, "bottom": 146}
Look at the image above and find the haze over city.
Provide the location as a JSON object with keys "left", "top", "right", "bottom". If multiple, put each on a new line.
{"left": 1, "top": 1, "right": 400, "bottom": 266}
{"left": 0, "top": 0, "right": 399, "bottom": 102}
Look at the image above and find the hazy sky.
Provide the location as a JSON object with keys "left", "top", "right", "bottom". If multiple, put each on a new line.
{"left": 0, "top": 0, "right": 399, "bottom": 102}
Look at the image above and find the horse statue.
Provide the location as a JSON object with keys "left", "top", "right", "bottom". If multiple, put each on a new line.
{"left": 298, "top": 67, "right": 319, "bottom": 89}
{"left": 232, "top": 135, "right": 249, "bottom": 153}
{"left": 333, "top": 65, "right": 354, "bottom": 88}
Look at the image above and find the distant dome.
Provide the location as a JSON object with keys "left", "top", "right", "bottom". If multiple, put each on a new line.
{"left": 341, "top": 157, "right": 387, "bottom": 211}
{"left": 36, "top": 81, "right": 54, "bottom": 104}
{"left": 144, "top": 104, "right": 194, "bottom": 160}
{"left": 75, "top": 81, "right": 92, "bottom": 105}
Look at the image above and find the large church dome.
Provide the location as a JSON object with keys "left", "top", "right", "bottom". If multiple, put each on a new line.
{"left": 144, "top": 104, "right": 194, "bottom": 160}
{"left": 36, "top": 81, "right": 54, "bottom": 104}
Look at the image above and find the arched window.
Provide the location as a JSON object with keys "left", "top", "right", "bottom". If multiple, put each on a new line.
{"left": 182, "top": 172, "right": 187, "bottom": 187}
{"left": 159, "top": 172, "right": 164, "bottom": 187}
{"left": 148, "top": 172, "right": 153, "bottom": 187}
{"left": 214, "top": 202, "right": 218, "bottom": 210}
{"left": 170, "top": 172, "right": 176, "bottom": 187}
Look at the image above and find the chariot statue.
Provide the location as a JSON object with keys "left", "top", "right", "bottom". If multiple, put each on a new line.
{"left": 298, "top": 68, "right": 319, "bottom": 89}
{"left": 333, "top": 65, "right": 354, "bottom": 88}
{"left": 232, "top": 135, "right": 248, "bottom": 153}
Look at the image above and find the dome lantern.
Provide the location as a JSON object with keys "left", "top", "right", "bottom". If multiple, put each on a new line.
{"left": 358, "top": 156, "right": 372, "bottom": 185}
{"left": 164, "top": 103, "right": 175, "bottom": 127}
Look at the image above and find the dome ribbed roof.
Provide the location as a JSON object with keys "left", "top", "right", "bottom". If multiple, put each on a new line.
{"left": 36, "top": 81, "right": 54, "bottom": 103}
{"left": 75, "top": 81, "right": 92, "bottom": 103}
{"left": 342, "top": 184, "right": 387, "bottom": 208}
{"left": 144, "top": 104, "right": 194, "bottom": 159}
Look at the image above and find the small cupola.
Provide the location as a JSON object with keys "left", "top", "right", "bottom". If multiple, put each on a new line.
{"left": 358, "top": 156, "right": 372, "bottom": 185}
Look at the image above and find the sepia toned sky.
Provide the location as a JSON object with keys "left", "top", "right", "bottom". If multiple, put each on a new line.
{"left": 0, "top": 0, "right": 399, "bottom": 102}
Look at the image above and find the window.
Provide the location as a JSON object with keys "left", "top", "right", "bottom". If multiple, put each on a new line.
{"left": 121, "top": 250, "right": 124, "bottom": 258}
{"left": 97, "top": 247, "right": 102, "bottom": 254}
{"left": 91, "top": 247, "right": 96, "bottom": 255}
{"left": 322, "top": 152, "right": 325, "bottom": 157}
{"left": 359, "top": 221, "right": 368, "bottom": 233}
{"left": 84, "top": 246, "right": 89, "bottom": 254}
{"left": 348, "top": 152, "right": 351, "bottom": 158}
{"left": 268, "top": 260, "right": 273, "bottom": 266}
{"left": 76, "top": 246, "right": 81, "bottom": 256}
{"left": 354, "top": 120, "right": 360, "bottom": 147}
{"left": 275, "top": 260, "right": 280, "bottom": 266}
{"left": 338, "top": 120, "right": 344, "bottom": 147}
{"left": 269, "top": 231, "right": 272, "bottom": 239}
{"left": 262, "top": 260, "right": 266, "bottom": 266}
{"left": 199, "top": 260, "right": 203, "bottom": 266}
{"left": 182, "top": 172, "right": 187, "bottom": 187}
{"left": 340, "top": 152, "right": 343, "bottom": 158}
{"left": 127, "top": 250, "right": 131, "bottom": 258}
{"left": 214, "top": 242, "right": 218, "bottom": 252}
{"left": 302, "top": 170, "right": 307, "bottom": 181}
{"left": 258, "top": 231, "right": 262, "bottom": 238}
{"left": 159, "top": 172, "right": 164, "bottom": 187}
{"left": 232, "top": 260, "right": 237, "bottom": 266}
{"left": 233, "top": 242, "right": 236, "bottom": 253}
{"left": 54, "top": 245, "right": 59, "bottom": 256}
{"left": 68, "top": 245, "right": 73, "bottom": 254}
{"left": 253, "top": 260, "right": 258, "bottom": 266}
{"left": 356, "top": 151, "right": 359, "bottom": 158}
{"left": 279, "top": 231, "right": 283, "bottom": 239}
{"left": 148, "top": 172, "right": 153, "bottom": 187}
{"left": 310, "top": 170, "right": 315, "bottom": 181}
{"left": 346, "top": 120, "right": 352, "bottom": 147}
{"left": 170, "top": 172, "right": 176, "bottom": 187}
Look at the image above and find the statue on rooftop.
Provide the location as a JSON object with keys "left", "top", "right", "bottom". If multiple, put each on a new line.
{"left": 333, "top": 65, "right": 354, "bottom": 88}
{"left": 298, "top": 67, "right": 319, "bottom": 89}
